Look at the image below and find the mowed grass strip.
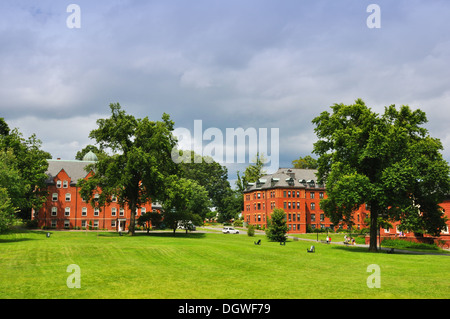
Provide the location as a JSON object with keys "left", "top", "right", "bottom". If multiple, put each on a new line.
{"left": 0, "top": 230, "right": 448, "bottom": 299}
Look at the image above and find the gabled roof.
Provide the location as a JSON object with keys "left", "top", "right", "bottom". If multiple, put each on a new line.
{"left": 244, "top": 168, "right": 324, "bottom": 192}
{"left": 45, "top": 160, "right": 95, "bottom": 185}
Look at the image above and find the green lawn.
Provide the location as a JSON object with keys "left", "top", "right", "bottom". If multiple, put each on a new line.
{"left": 0, "top": 229, "right": 449, "bottom": 299}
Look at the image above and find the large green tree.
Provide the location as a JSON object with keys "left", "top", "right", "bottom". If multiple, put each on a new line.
{"left": 312, "top": 99, "right": 450, "bottom": 252}
{"left": 0, "top": 150, "right": 26, "bottom": 232}
{"left": 0, "top": 121, "right": 50, "bottom": 220}
{"left": 178, "top": 151, "right": 235, "bottom": 221}
{"left": 162, "top": 176, "right": 211, "bottom": 233}
{"left": 78, "top": 103, "right": 178, "bottom": 235}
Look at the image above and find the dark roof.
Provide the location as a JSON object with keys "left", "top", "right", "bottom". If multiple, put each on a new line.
{"left": 244, "top": 168, "right": 324, "bottom": 192}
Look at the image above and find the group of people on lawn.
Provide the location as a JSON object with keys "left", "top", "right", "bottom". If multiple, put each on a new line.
{"left": 325, "top": 235, "right": 355, "bottom": 245}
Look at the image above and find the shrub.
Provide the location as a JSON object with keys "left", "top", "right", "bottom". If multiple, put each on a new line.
{"left": 381, "top": 239, "right": 439, "bottom": 251}
{"left": 265, "top": 208, "right": 288, "bottom": 242}
{"left": 247, "top": 224, "right": 255, "bottom": 237}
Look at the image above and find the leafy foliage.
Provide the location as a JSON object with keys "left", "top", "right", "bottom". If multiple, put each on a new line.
{"left": 312, "top": 99, "right": 450, "bottom": 251}
{"left": 265, "top": 208, "right": 288, "bottom": 242}
{"left": 78, "top": 103, "right": 178, "bottom": 235}
{"left": 0, "top": 119, "right": 50, "bottom": 223}
{"left": 292, "top": 155, "right": 318, "bottom": 169}
{"left": 162, "top": 176, "right": 211, "bottom": 233}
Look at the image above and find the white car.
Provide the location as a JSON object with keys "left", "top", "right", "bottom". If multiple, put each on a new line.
{"left": 222, "top": 227, "right": 239, "bottom": 234}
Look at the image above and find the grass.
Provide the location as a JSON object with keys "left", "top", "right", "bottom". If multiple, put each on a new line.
{"left": 0, "top": 229, "right": 449, "bottom": 299}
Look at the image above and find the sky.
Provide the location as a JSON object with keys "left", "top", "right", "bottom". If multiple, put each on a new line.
{"left": 1, "top": 0, "right": 450, "bottom": 184}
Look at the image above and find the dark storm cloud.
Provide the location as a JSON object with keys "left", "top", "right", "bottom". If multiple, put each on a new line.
{"left": 1, "top": 0, "right": 450, "bottom": 169}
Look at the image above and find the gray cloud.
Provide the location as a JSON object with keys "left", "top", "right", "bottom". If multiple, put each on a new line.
{"left": 1, "top": 0, "right": 450, "bottom": 178}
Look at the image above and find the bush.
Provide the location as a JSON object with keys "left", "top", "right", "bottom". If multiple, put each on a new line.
{"left": 247, "top": 224, "right": 255, "bottom": 237}
{"left": 381, "top": 239, "right": 439, "bottom": 251}
{"left": 265, "top": 208, "right": 288, "bottom": 242}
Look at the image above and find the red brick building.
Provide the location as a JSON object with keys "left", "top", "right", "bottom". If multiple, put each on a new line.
{"left": 241, "top": 168, "right": 450, "bottom": 246}
{"left": 32, "top": 152, "right": 154, "bottom": 231}
{"left": 242, "top": 168, "right": 370, "bottom": 233}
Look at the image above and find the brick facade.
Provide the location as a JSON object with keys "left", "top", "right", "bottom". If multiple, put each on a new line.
{"left": 32, "top": 155, "right": 154, "bottom": 231}
{"left": 241, "top": 168, "right": 450, "bottom": 242}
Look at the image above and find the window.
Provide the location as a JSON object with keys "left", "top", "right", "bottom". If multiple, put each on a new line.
{"left": 51, "top": 207, "right": 57, "bottom": 216}
{"left": 52, "top": 193, "right": 58, "bottom": 201}
{"left": 120, "top": 208, "right": 124, "bottom": 216}
{"left": 111, "top": 207, "right": 117, "bottom": 216}
{"left": 51, "top": 220, "right": 57, "bottom": 228}
{"left": 63, "top": 181, "right": 68, "bottom": 188}
{"left": 141, "top": 207, "right": 146, "bottom": 215}
{"left": 112, "top": 195, "right": 117, "bottom": 202}
{"left": 310, "top": 192, "right": 315, "bottom": 199}
{"left": 64, "top": 220, "right": 70, "bottom": 228}
{"left": 93, "top": 220, "right": 99, "bottom": 228}
{"left": 65, "top": 193, "right": 71, "bottom": 201}
{"left": 111, "top": 220, "right": 116, "bottom": 228}
{"left": 65, "top": 207, "right": 70, "bottom": 216}
{"left": 320, "top": 214, "right": 324, "bottom": 221}
{"left": 311, "top": 214, "right": 316, "bottom": 222}
{"left": 82, "top": 207, "right": 87, "bottom": 216}
{"left": 297, "top": 214, "right": 300, "bottom": 221}
{"left": 288, "top": 191, "right": 291, "bottom": 198}
{"left": 81, "top": 220, "right": 87, "bottom": 228}
{"left": 288, "top": 202, "right": 291, "bottom": 209}
{"left": 283, "top": 191, "right": 287, "bottom": 198}
{"left": 257, "top": 193, "right": 261, "bottom": 199}
{"left": 257, "top": 203, "right": 261, "bottom": 210}
{"left": 56, "top": 181, "right": 62, "bottom": 188}
{"left": 297, "top": 191, "right": 300, "bottom": 197}
{"left": 288, "top": 214, "right": 291, "bottom": 222}
{"left": 94, "top": 208, "right": 99, "bottom": 216}
{"left": 311, "top": 202, "right": 316, "bottom": 210}
{"left": 258, "top": 215, "right": 261, "bottom": 222}
{"left": 297, "top": 202, "right": 300, "bottom": 209}
{"left": 319, "top": 192, "right": 324, "bottom": 199}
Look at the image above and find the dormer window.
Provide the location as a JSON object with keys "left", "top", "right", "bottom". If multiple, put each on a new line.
{"left": 56, "top": 181, "right": 62, "bottom": 188}
{"left": 63, "top": 181, "right": 68, "bottom": 188}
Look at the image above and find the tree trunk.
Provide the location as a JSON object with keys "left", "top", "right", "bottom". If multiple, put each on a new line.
{"left": 128, "top": 200, "right": 136, "bottom": 236}
{"left": 369, "top": 203, "right": 378, "bottom": 252}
